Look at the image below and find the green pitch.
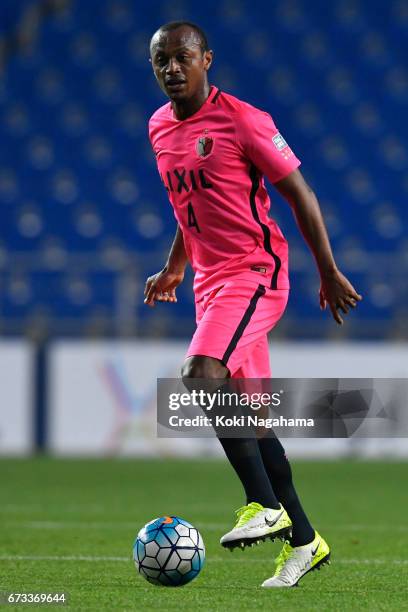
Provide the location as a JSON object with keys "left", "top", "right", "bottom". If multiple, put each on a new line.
{"left": 1, "top": 458, "right": 407, "bottom": 610}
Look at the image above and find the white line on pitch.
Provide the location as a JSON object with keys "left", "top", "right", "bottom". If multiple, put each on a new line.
{"left": 0, "top": 555, "right": 407, "bottom": 565}
{"left": 3, "top": 521, "right": 408, "bottom": 532}
{"left": 1, "top": 521, "right": 229, "bottom": 530}
{"left": 0, "top": 555, "right": 130, "bottom": 562}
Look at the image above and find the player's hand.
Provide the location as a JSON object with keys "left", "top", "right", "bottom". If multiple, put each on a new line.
{"left": 144, "top": 267, "right": 184, "bottom": 307}
{"left": 319, "top": 269, "right": 362, "bottom": 325}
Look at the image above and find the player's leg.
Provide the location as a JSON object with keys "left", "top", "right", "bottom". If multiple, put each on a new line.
{"left": 258, "top": 435, "right": 314, "bottom": 547}
{"left": 238, "top": 338, "right": 331, "bottom": 584}
{"left": 243, "top": 345, "right": 331, "bottom": 585}
{"left": 234, "top": 339, "right": 316, "bottom": 544}
{"left": 235, "top": 338, "right": 312, "bottom": 543}
{"left": 182, "top": 355, "right": 290, "bottom": 549}
{"left": 218, "top": 424, "right": 331, "bottom": 584}
{"left": 259, "top": 435, "right": 330, "bottom": 585}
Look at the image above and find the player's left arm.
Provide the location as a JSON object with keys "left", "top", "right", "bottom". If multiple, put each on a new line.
{"left": 274, "top": 169, "right": 362, "bottom": 325}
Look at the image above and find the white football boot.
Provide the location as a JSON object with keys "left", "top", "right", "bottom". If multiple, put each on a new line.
{"left": 220, "top": 502, "right": 292, "bottom": 550}
{"left": 261, "top": 531, "right": 331, "bottom": 587}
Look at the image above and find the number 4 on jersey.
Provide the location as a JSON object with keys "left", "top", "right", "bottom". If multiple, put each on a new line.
{"left": 187, "top": 202, "right": 201, "bottom": 233}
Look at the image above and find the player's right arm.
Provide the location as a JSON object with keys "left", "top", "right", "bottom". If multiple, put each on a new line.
{"left": 144, "top": 224, "right": 188, "bottom": 307}
{"left": 235, "top": 105, "right": 362, "bottom": 325}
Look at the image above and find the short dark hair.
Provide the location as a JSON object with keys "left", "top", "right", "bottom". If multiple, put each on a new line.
{"left": 154, "top": 21, "right": 210, "bottom": 53}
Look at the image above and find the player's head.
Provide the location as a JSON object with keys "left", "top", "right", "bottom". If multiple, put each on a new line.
{"left": 150, "top": 21, "right": 213, "bottom": 102}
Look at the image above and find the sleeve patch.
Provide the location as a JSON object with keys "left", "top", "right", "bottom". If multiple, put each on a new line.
{"left": 272, "top": 133, "right": 288, "bottom": 151}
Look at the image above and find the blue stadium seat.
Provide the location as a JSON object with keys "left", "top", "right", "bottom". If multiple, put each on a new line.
{"left": 0, "top": 0, "right": 407, "bottom": 338}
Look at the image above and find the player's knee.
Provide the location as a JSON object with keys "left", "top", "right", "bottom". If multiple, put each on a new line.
{"left": 181, "top": 356, "right": 228, "bottom": 380}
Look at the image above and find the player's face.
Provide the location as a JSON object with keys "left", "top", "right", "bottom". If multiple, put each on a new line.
{"left": 150, "top": 27, "right": 212, "bottom": 102}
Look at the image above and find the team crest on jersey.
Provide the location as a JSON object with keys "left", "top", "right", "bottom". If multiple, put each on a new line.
{"left": 197, "top": 136, "right": 214, "bottom": 158}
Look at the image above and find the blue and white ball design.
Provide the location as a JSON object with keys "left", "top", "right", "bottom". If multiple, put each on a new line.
{"left": 133, "top": 516, "right": 205, "bottom": 587}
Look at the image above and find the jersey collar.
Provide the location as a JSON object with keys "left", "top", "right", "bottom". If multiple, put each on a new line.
{"left": 170, "top": 85, "right": 219, "bottom": 123}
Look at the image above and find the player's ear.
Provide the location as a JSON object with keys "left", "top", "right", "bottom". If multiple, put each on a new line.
{"left": 203, "top": 50, "right": 213, "bottom": 71}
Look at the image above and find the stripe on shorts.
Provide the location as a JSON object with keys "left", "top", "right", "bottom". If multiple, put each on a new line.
{"left": 222, "top": 284, "right": 266, "bottom": 365}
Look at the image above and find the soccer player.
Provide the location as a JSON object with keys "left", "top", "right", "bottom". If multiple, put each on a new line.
{"left": 144, "top": 21, "right": 362, "bottom": 587}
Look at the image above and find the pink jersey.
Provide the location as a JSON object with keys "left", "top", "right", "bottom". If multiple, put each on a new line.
{"left": 148, "top": 86, "right": 301, "bottom": 301}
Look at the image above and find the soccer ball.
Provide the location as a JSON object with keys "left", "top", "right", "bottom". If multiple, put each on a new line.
{"left": 133, "top": 516, "right": 205, "bottom": 587}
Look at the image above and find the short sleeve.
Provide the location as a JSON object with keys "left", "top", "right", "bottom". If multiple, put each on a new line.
{"left": 236, "top": 107, "right": 301, "bottom": 183}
